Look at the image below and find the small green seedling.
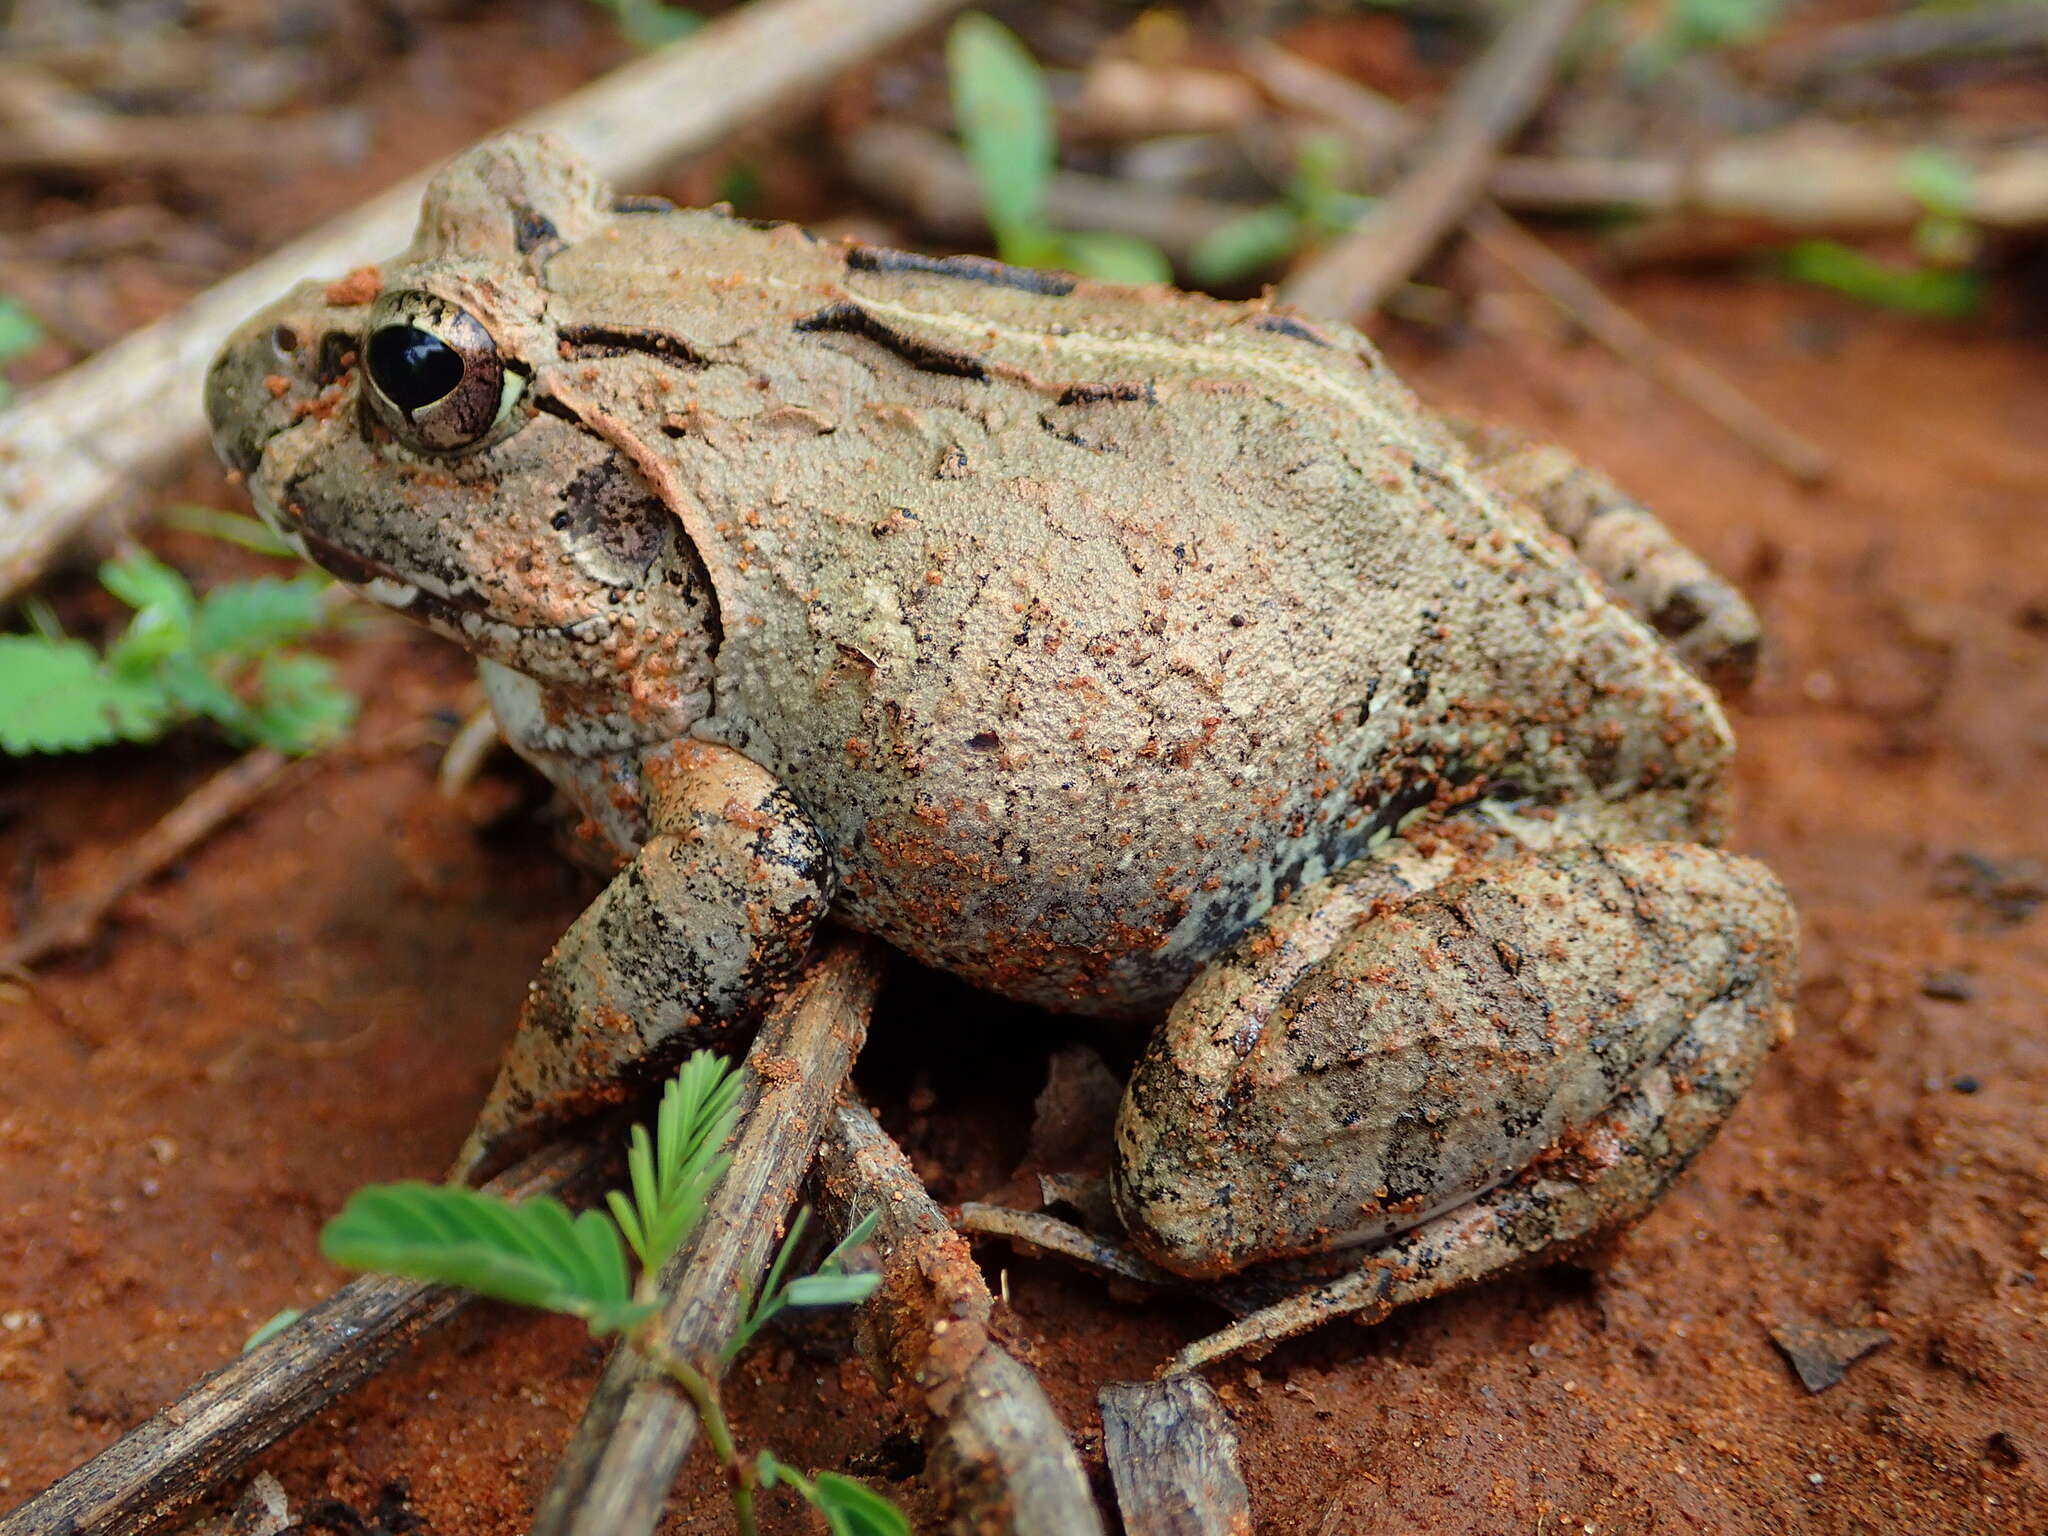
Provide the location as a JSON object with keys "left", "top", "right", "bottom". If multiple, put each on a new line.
{"left": 1771, "top": 147, "right": 1985, "bottom": 320}
{"left": 1626, "top": 0, "right": 1785, "bottom": 81}
{"left": 321, "top": 1052, "right": 903, "bottom": 1536}
{"left": 242, "top": 1307, "right": 304, "bottom": 1353}
{"left": 1188, "top": 133, "right": 1373, "bottom": 288}
{"left": 0, "top": 296, "right": 41, "bottom": 406}
{"left": 586, "top": 0, "right": 699, "bottom": 51}
{"left": 0, "top": 544, "right": 355, "bottom": 757}
{"left": 946, "top": 12, "right": 1173, "bottom": 285}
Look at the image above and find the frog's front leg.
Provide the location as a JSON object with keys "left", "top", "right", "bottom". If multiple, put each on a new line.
{"left": 452, "top": 740, "right": 835, "bottom": 1184}
{"left": 1113, "top": 842, "right": 1796, "bottom": 1285}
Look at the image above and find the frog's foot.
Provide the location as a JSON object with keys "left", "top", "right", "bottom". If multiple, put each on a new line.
{"left": 450, "top": 742, "right": 835, "bottom": 1185}
{"left": 1452, "top": 420, "right": 1763, "bottom": 692}
{"left": 1112, "top": 843, "right": 1797, "bottom": 1292}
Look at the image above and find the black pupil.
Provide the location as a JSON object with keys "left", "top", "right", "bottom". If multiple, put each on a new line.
{"left": 367, "top": 325, "right": 464, "bottom": 413}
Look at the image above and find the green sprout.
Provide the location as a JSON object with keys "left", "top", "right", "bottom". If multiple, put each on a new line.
{"left": 321, "top": 1051, "right": 903, "bottom": 1536}
{"left": 586, "top": 0, "right": 700, "bottom": 51}
{"left": 1188, "top": 133, "right": 1373, "bottom": 288}
{"left": 1626, "top": 0, "right": 1786, "bottom": 81}
{"left": 946, "top": 12, "right": 1172, "bottom": 284}
{"left": 0, "top": 546, "right": 355, "bottom": 757}
{"left": 1771, "top": 146, "right": 1985, "bottom": 320}
{"left": 0, "top": 297, "right": 44, "bottom": 406}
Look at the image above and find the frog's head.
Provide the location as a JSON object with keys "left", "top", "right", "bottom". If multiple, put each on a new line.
{"left": 205, "top": 134, "right": 720, "bottom": 739}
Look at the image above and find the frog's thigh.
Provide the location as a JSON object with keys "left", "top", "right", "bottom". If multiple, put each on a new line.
{"left": 452, "top": 743, "right": 834, "bottom": 1183}
{"left": 1452, "top": 420, "right": 1762, "bottom": 692}
{"left": 1112, "top": 843, "right": 1795, "bottom": 1279}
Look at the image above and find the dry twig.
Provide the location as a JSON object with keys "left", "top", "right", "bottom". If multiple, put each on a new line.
{"left": 1247, "top": 43, "right": 1831, "bottom": 484}
{"left": 1279, "top": 0, "right": 1587, "bottom": 319}
{"left": 530, "top": 939, "right": 883, "bottom": 1536}
{"left": 1461, "top": 204, "right": 1832, "bottom": 484}
{"left": 957, "top": 1201, "right": 1177, "bottom": 1291}
{"left": 815, "top": 1105, "right": 1104, "bottom": 1536}
{"left": 1768, "top": 2, "right": 2048, "bottom": 87}
{"left": 0, "top": 61, "right": 362, "bottom": 173}
{"left": 0, "top": 1139, "right": 603, "bottom": 1536}
{"left": 1100, "top": 1377, "right": 1251, "bottom": 1536}
{"left": 0, "top": 746, "right": 292, "bottom": 973}
{"left": 0, "top": 0, "right": 970, "bottom": 603}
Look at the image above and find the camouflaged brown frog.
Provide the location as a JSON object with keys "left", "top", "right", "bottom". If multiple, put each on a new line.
{"left": 205, "top": 135, "right": 1796, "bottom": 1340}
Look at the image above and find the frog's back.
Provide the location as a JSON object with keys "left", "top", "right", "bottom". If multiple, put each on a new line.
{"left": 568, "top": 222, "right": 1730, "bottom": 1015}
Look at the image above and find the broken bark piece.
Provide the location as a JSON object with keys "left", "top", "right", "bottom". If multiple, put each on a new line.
{"left": 815, "top": 1103, "right": 1104, "bottom": 1536}
{"left": 1100, "top": 1377, "right": 1251, "bottom": 1536}
{"left": 1770, "top": 1316, "right": 1893, "bottom": 1394}
{"left": 530, "top": 938, "right": 883, "bottom": 1536}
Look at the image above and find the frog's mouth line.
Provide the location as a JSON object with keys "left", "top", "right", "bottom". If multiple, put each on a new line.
{"left": 255, "top": 484, "right": 616, "bottom": 651}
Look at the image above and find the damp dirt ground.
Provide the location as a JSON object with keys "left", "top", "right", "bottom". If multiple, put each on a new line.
{"left": 1, "top": 5, "right": 2044, "bottom": 1533}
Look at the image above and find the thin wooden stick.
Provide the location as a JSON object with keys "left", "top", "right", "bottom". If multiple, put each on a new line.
{"left": 1247, "top": 43, "right": 1832, "bottom": 485}
{"left": 0, "top": 0, "right": 969, "bottom": 603}
{"left": 814, "top": 1103, "right": 1105, "bottom": 1536}
{"left": 0, "top": 746, "right": 291, "bottom": 972}
{"left": 1768, "top": 1, "right": 2048, "bottom": 86}
{"left": 530, "top": 939, "right": 883, "bottom": 1536}
{"left": 0, "top": 61, "right": 361, "bottom": 173}
{"left": 1100, "top": 1377, "right": 1251, "bottom": 1536}
{"left": 1279, "top": 0, "right": 1588, "bottom": 320}
{"left": 0, "top": 1139, "right": 602, "bottom": 1536}
{"left": 956, "top": 1201, "right": 1178, "bottom": 1291}
{"left": 1460, "top": 203, "right": 1832, "bottom": 484}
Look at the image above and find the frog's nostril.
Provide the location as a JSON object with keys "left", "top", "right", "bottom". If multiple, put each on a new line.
{"left": 270, "top": 324, "right": 301, "bottom": 357}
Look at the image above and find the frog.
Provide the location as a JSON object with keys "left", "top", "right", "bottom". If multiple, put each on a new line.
{"left": 204, "top": 134, "right": 1796, "bottom": 1322}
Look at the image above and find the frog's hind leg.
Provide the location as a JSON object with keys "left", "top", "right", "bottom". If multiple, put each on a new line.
{"left": 1158, "top": 970, "right": 1769, "bottom": 1372}
{"left": 1452, "top": 420, "right": 1763, "bottom": 691}
{"left": 1112, "top": 842, "right": 1796, "bottom": 1308}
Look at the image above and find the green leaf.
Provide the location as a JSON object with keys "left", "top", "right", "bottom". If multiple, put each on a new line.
{"left": 991, "top": 222, "right": 1068, "bottom": 272}
{"left": 193, "top": 575, "right": 329, "bottom": 657}
{"left": 780, "top": 1272, "right": 882, "bottom": 1308}
{"left": 1188, "top": 204, "right": 1307, "bottom": 287}
{"left": 155, "top": 653, "right": 252, "bottom": 736}
{"left": 1774, "top": 240, "right": 1985, "bottom": 319}
{"left": 1900, "top": 145, "right": 1975, "bottom": 221}
{"left": 245, "top": 653, "right": 355, "bottom": 752}
{"left": 1054, "top": 231, "right": 1173, "bottom": 286}
{"left": 727, "top": 1205, "right": 882, "bottom": 1363}
{"left": 320, "top": 1182, "right": 652, "bottom": 1335}
{"left": 100, "top": 552, "right": 195, "bottom": 628}
{"left": 588, "top": 0, "right": 700, "bottom": 50}
{"left": 947, "top": 13, "right": 1056, "bottom": 247}
{"left": 619, "top": 1050, "right": 743, "bottom": 1274}
{"left": 242, "top": 1307, "right": 304, "bottom": 1353}
{"left": 161, "top": 503, "right": 302, "bottom": 558}
{"left": 0, "top": 297, "right": 41, "bottom": 362}
{"left": 0, "top": 636, "right": 174, "bottom": 753}
{"left": 810, "top": 1473, "right": 911, "bottom": 1536}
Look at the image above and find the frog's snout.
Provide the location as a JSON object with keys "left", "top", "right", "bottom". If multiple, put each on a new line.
{"left": 204, "top": 294, "right": 356, "bottom": 482}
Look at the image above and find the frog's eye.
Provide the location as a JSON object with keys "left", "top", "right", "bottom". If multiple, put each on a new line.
{"left": 361, "top": 295, "right": 522, "bottom": 454}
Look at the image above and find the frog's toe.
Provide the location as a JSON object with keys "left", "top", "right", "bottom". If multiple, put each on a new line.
{"left": 1112, "top": 843, "right": 1797, "bottom": 1280}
